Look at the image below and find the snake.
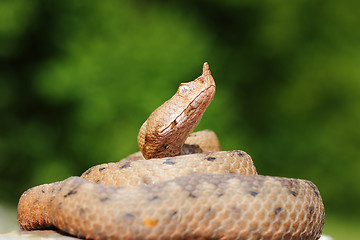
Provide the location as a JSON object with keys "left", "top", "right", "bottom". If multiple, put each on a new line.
{"left": 17, "top": 63, "right": 325, "bottom": 240}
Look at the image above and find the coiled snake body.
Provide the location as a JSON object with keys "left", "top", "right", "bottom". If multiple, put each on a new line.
{"left": 17, "top": 63, "right": 325, "bottom": 240}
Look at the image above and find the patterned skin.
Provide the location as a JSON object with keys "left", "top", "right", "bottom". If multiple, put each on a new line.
{"left": 17, "top": 63, "right": 325, "bottom": 240}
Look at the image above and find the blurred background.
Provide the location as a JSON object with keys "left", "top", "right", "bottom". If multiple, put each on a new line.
{"left": 0, "top": 0, "right": 359, "bottom": 238}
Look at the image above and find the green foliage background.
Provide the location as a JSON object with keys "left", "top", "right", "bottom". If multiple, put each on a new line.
{"left": 1, "top": 0, "right": 359, "bottom": 237}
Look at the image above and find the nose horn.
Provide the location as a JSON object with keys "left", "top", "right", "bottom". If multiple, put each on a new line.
{"left": 202, "top": 62, "right": 211, "bottom": 76}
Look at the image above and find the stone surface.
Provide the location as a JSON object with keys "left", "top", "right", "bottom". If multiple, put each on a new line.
{"left": 0, "top": 230, "right": 78, "bottom": 240}
{"left": 0, "top": 230, "right": 335, "bottom": 240}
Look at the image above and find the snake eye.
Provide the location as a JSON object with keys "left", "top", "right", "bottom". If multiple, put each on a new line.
{"left": 179, "top": 84, "right": 189, "bottom": 94}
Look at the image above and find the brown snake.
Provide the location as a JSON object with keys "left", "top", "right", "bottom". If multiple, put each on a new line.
{"left": 17, "top": 63, "right": 325, "bottom": 240}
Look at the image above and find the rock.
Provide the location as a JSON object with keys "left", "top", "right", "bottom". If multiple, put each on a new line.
{"left": 0, "top": 230, "right": 79, "bottom": 240}
{"left": 320, "top": 235, "right": 334, "bottom": 240}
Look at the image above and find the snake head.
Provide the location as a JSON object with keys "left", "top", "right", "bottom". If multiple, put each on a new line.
{"left": 138, "top": 62, "right": 216, "bottom": 159}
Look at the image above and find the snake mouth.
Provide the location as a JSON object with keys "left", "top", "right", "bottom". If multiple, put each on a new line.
{"left": 187, "top": 84, "right": 215, "bottom": 110}
{"left": 160, "top": 84, "right": 215, "bottom": 135}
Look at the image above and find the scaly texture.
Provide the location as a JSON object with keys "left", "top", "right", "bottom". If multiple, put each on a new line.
{"left": 17, "top": 63, "right": 325, "bottom": 240}
{"left": 81, "top": 150, "right": 256, "bottom": 187}
{"left": 17, "top": 175, "right": 324, "bottom": 240}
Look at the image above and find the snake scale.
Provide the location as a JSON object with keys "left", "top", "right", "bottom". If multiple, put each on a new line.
{"left": 17, "top": 63, "right": 325, "bottom": 240}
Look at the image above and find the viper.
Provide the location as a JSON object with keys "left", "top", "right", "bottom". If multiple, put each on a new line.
{"left": 17, "top": 63, "right": 325, "bottom": 240}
